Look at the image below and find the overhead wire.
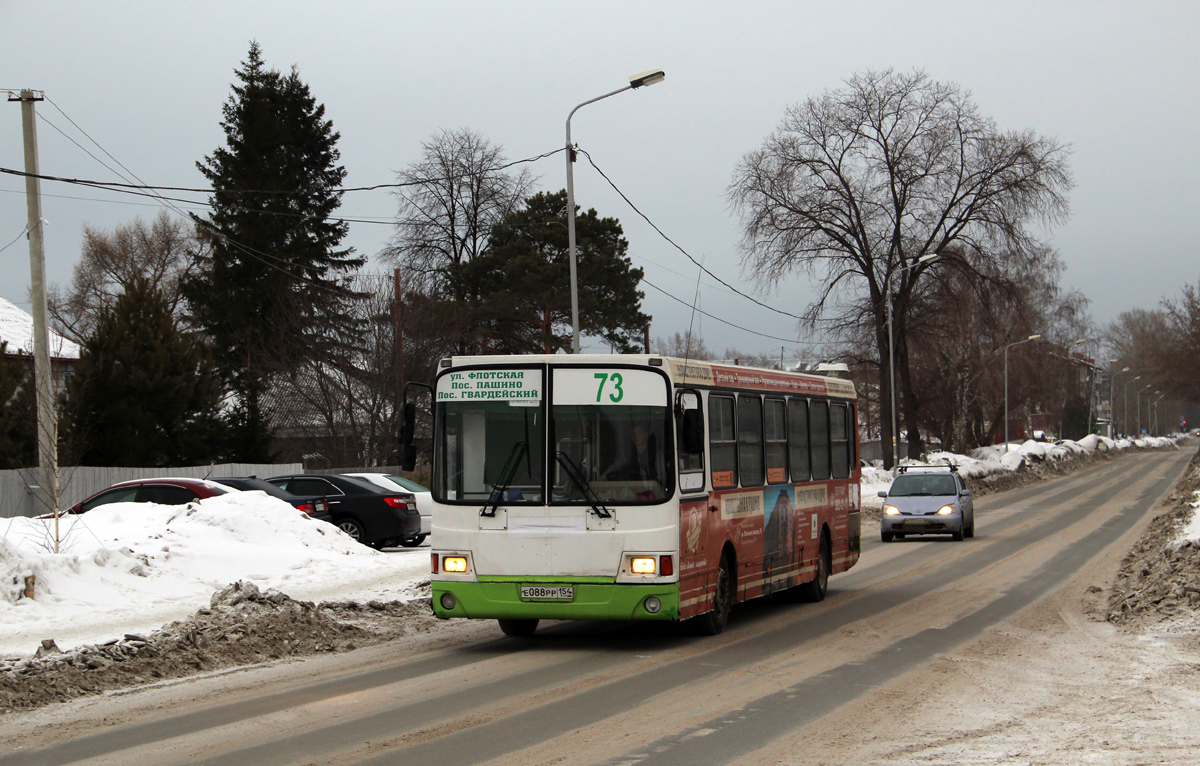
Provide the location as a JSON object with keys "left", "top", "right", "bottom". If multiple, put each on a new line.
{"left": 8, "top": 101, "right": 824, "bottom": 346}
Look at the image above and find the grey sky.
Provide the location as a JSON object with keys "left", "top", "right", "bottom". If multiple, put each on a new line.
{"left": 2, "top": 1, "right": 1196, "bottom": 357}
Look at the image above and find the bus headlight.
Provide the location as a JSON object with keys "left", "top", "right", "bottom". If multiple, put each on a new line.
{"left": 631, "top": 557, "right": 657, "bottom": 575}
{"left": 884, "top": 505, "right": 901, "bottom": 515}
{"left": 443, "top": 556, "right": 469, "bottom": 573}
{"left": 937, "top": 505, "right": 956, "bottom": 515}
{"left": 644, "top": 596, "right": 662, "bottom": 614}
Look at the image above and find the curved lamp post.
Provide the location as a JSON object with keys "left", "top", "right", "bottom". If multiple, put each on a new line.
{"left": 1003, "top": 334, "right": 1042, "bottom": 447}
{"left": 1152, "top": 393, "right": 1164, "bottom": 436}
{"left": 1121, "top": 375, "right": 1141, "bottom": 437}
{"left": 1110, "top": 363, "right": 1128, "bottom": 435}
{"left": 1136, "top": 383, "right": 1153, "bottom": 436}
{"left": 566, "top": 69, "right": 665, "bottom": 353}
{"left": 886, "top": 253, "right": 938, "bottom": 471}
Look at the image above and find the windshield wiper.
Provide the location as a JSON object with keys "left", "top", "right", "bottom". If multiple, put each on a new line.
{"left": 481, "top": 441, "right": 528, "bottom": 518}
{"left": 555, "top": 451, "right": 612, "bottom": 518}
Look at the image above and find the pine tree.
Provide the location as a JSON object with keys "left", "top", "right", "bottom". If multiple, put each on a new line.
{"left": 184, "top": 41, "right": 364, "bottom": 460}
{"left": 453, "top": 190, "right": 650, "bottom": 353}
{"left": 66, "top": 278, "right": 223, "bottom": 467}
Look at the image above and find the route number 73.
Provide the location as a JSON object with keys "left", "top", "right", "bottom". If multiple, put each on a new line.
{"left": 593, "top": 372, "right": 625, "bottom": 403}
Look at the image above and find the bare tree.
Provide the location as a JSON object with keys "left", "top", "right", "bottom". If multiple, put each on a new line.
{"left": 48, "top": 211, "right": 206, "bottom": 343}
{"left": 730, "top": 69, "right": 1072, "bottom": 465}
{"left": 384, "top": 128, "right": 535, "bottom": 300}
{"left": 653, "top": 331, "right": 715, "bottom": 360}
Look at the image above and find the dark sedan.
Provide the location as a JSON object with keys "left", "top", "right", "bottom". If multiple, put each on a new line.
{"left": 266, "top": 474, "right": 420, "bottom": 548}
{"left": 211, "top": 476, "right": 333, "bottom": 523}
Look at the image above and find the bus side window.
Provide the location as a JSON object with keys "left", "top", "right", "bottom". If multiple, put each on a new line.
{"left": 709, "top": 395, "right": 737, "bottom": 489}
{"left": 810, "top": 400, "right": 831, "bottom": 481}
{"left": 831, "top": 402, "right": 849, "bottom": 479}
{"left": 738, "top": 395, "right": 764, "bottom": 487}
{"left": 789, "top": 398, "right": 810, "bottom": 482}
{"left": 849, "top": 403, "right": 858, "bottom": 469}
{"left": 764, "top": 398, "right": 787, "bottom": 484}
{"left": 677, "top": 390, "right": 705, "bottom": 492}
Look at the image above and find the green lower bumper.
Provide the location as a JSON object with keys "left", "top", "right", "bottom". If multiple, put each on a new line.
{"left": 432, "top": 577, "right": 681, "bottom": 621}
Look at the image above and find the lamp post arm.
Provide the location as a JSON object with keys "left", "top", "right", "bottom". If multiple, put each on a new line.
{"left": 565, "top": 83, "right": 636, "bottom": 354}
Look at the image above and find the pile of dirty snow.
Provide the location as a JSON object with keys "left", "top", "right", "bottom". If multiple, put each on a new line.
{"left": 1108, "top": 453, "right": 1200, "bottom": 632}
{"left": 0, "top": 492, "right": 430, "bottom": 658}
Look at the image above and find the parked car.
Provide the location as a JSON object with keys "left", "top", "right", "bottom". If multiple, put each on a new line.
{"left": 210, "top": 476, "right": 332, "bottom": 523}
{"left": 341, "top": 473, "right": 431, "bottom": 547}
{"left": 265, "top": 474, "right": 420, "bottom": 548}
{"left": 64, "top": 477, "right": 234, "bottom": 514}
{"left": 878, "top": 464, "right": 975, "bottom": 542}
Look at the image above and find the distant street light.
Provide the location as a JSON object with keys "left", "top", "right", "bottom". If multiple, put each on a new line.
{"left": 1003, "top": 334, "right": 1042, "bottom": 447}
{"left": 886, "top": 252, "right": 938, "bottom": 471}
{"left": 1136, "top": 383, "right": 1153, "bottom": 436}
{"left": 1110, "top": 365, "right": 1130, "bottom": 435}
{"left": 565, "top": 69, "right": 665, "bottom": 353}
{"left": 1122, "top": 374, "right": 1141, "bottom": 437}
{"left": 1152, "top": 393, "right": 1164, "bottom": 436}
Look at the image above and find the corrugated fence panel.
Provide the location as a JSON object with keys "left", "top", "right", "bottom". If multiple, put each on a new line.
{"left": 0, "top": 463, "right": 303, "bottom": 519}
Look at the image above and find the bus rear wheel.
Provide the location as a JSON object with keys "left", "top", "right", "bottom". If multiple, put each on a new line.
{"left": 695, "top": 552, "right": 735, "bottom": 635}
{"left": 798, "top": 533, "right": 830, "bottom": 602}
{"left": 498, "top": 618, "right": 539, "bottom": 637}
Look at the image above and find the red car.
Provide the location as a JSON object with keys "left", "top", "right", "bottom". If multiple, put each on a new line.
{"left": 64, "top": 477, "right": 234, "bottom": 514}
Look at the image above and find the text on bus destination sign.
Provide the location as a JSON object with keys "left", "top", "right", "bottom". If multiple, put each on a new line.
{"left": 438, "top": 370, "right": 542, "bottom": 401}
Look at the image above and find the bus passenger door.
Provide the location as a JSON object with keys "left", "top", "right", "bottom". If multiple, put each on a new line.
{"left": 676, "top": 390, "right": 710, "bottom": 618}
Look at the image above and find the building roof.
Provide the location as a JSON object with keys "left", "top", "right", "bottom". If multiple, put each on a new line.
{"left": 0, "top": 296, "right": 81, "bottom": 360}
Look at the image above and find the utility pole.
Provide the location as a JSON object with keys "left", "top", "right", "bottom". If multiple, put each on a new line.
{"left": 11, "top": 89, "right": 59, "bottom": 529}
{"left": 393, "top": 268, "right": 405, "bottom": 464}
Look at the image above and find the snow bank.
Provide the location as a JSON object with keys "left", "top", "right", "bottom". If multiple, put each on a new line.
{"left": 0, "top": 492, "right": 430, "bottom": 657}
{"left": 1178, "top": 492, "right": 1200, "bottom": 546}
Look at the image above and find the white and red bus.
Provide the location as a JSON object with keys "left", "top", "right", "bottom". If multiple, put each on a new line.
{"left": 419, "top": 354, "right": 861, "bottom": 636}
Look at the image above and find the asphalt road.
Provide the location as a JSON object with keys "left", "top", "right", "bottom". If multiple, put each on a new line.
{"left": 4, "top": 448, "right": 1191, "bottom": 766}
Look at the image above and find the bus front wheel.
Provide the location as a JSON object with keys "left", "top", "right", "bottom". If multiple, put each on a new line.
{"left": 695, "top": 551, "right": 735, "bottom": 635}
{"left": 498, "top": 618, "right": 539, "bottom": 637}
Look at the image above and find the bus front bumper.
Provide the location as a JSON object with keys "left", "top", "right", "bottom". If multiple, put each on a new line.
{"left": 432, "top": 577, "right": 681, "bottom": 621}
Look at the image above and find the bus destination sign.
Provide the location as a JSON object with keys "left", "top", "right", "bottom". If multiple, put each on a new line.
{"left": 437, "top": 369, "right": 542, "bottom": 402}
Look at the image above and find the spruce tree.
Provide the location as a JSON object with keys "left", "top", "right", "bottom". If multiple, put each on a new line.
{"left": 184, "top": 42, "right": 363, "bottom": 461}
{"left": 0, "top": 342, "right": 35, "bottom": 469}
{"left": 66, "top": 278, "right": 223, "bottom": 467}
{"left": 454, "top": 190, "right": 650, "bottom": 353}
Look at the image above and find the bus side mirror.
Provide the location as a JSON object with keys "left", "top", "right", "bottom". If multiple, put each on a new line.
{"left": 400, "top": 402, "right": 417, "bottom": 471}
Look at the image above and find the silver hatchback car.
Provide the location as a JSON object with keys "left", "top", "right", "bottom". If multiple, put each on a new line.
{"left": 878, "top": 466, "right": 974, "bottom": 542}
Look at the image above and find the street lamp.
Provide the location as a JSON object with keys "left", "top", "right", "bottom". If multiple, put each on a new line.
{"left": 1122, "top": 375, "right": 1141, "bottom": 437}
{"left": 1071, "top": 339, "right": 1095, "bottom": 436}
{"left": 1003, "top": 334, "right": 1042, "bottom": 447}
{"left": 1136, "top": 383, "right": 1153, "bottom": 436}
{"left": 886, "top": 252, "right": 938, "bottom": 470}
{"left": 1110, "top": 364, "right": 1130, "bottom": 436}
{"left": 1152, "top": 393, "right": 1164, "bottom": 436}
{"left": 565, "top": 68, "right": 665, "bottom": 353}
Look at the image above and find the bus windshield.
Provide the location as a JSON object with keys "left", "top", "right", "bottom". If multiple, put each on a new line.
{"left": 551, "top": 366, "right": 672, "bottom": 504}
{"left": 553, "top": 404, "right": 671, "bottom": 504}
{"left": 434, "top": 368, "right": 545, "bottom": 504}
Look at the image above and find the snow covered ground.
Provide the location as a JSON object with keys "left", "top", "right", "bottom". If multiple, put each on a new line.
{"left": 0, "top": 492, "right": 430, "bottom": 658}
{"left": 0, "top": 435, "right": 1188, "bottom": 660}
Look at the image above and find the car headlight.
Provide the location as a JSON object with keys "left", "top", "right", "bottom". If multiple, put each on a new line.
{"left": 936, "top": 505, "right": 956, "bottom": 515}
{"left": 883, "top": 505, "right": 901, "bottom": 515}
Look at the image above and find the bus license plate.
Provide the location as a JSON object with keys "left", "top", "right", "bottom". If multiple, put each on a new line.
{"left": 521, "top": 585, "right": 574, "bottom": 600}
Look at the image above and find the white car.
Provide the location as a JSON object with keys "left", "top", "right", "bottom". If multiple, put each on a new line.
{"left": 342, "top": 473, "right": 431, "bottom": 546}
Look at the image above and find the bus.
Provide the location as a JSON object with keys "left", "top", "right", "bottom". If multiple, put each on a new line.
{"left": 413, "top": 354, "right": 861, "bottom": 636}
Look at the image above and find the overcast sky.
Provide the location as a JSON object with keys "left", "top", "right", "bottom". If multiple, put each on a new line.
{"left": 2, "top": 1, "right": 1196, "bottom": 358}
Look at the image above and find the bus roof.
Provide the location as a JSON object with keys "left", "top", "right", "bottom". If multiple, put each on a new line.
{"left": 442, "top": 354, "right": 857, "bottom": 400}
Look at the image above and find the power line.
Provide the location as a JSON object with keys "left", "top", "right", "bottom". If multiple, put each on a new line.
{"left": 575, "top": 147, "right": 806, "bottom": 323}
{"left": 0, "top": 147, "right": 565, "bottom": 197}
{"left": 0, "top": 224, "right": 29, "bottom": 256}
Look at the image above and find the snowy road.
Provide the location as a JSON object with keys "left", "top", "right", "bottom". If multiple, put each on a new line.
{"left": 2, "top": 448, "right": 1195, "bottom": 765}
